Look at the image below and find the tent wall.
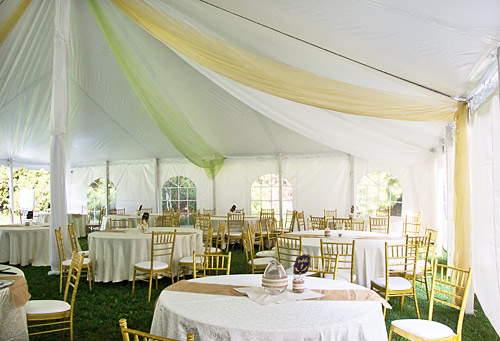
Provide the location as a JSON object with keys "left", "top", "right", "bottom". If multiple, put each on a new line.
{"left": 469, "top": 92, "right": 500, "bottom": 333}
{"left": 69, "top": 154, "right": 438, "bottom": 230}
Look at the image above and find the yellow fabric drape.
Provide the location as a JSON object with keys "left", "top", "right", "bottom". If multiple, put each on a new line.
{"left": 453, "top": 103, "right": 471, "bottom": 270}
{"left": 0, "top": 0, "right": 31, "bottom": 46}
{"left": 111, "top": 0, "right": 471, "bottom": 269}
{"left": 111, "top": 0, "right": 457, "bottom": 122}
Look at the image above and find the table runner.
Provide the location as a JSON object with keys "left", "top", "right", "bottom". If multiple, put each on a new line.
{"left": 1, "top": 276, "right": 30, "bottom": 308}
{"left": 165, "top": 280, "right": 390, "bottom": 308}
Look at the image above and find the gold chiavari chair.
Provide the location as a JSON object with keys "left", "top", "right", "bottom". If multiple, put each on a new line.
{"left": 403, "top": 212, "right": 422, "bottom": 237}
{"left": 369, "top": 216, "right": 390, "bottom": 234}
{"left": 193, "top": 251, "right": 232, "bottom": 278}
{"left": 226, "top": 212, "right": 245, "bottom": 251}
{"left": 189, "top": 209, "right": 200, "bottom": 227}
{"left": 55, "top": 228, "right": 93, "bottom": 293}
{"left": 308, "top": 254, "right": 339, "bottom": 279}
{"left": 203, "top": 208, "right": 216, "bottom": 215}
{"left": 119, "top": 319, "right": 194, "bottom": 341}
{"left": 247, "top": 222, "right": 264, "bottom": 251}
{"left": 27, "top": 252, "right": 85, "bottom": 341}
{"left": 67, "top": 223, "right": 89, "bottom": 258}
{"left": 405, "top": 234, "right": 433, "bottom": 298}
{"left": 284, "top": 210, "right": 295, "bottom": 232}
{"left": 156, "top": 212, "right": 173, "bottom": 227}
{"left": 195, "top": 213, "right": 211, "bottom": 235}
{"left": 132, "top": 231, "right": 176, "bottom": 302}
{"left": 324, "top": 209, "right": 337, "bottom": 227}
{"left": 332, "top": 217, "right": 353, "bottom": 230}
{"left": 321, "top": 240, "right": 356, "bottom": 283}
{"left": 416, "top": 229, "right": 438, "bottom": 299}
{"left": 254, "top": 220, "right": 279, "bottom": 258}
{"left": 109, "top": 218, "right": 130, "bottom": 230}
{"left": 242, "top": 229, "right": 274, "bottom": 274}
{"left": 350, "top": 220, "right": 365, "bottom": 231}
{"left": 211, "top": 222, "right": 225, "bottom": 254}
{"left": 171, "top": 210, "right": 181, "bottom": 227}
{"left": 86, "top": 207, "right": 104, "bottom": 235}
{"left": 178, "top": 227, "right": 214, "bottom": 280}
{"left": 376, "top": 208, "right": 390, "bottom": 217}
{"left": 110, "top": 208, "right": 125, "bottom": 215}
{"left": 389, "top": 260, "right": 473, "bottom": 341}
{"left": 371, "top": 242, "right": 420, "bottom": 319}
{"left": 295, "top": 211, "right": 306, "bottom": 231}
{"left": 276, "top": 235, "right": 303, "bottom": 272}
{"left": 308, "top": 216, "right": 327, "bottom": 230}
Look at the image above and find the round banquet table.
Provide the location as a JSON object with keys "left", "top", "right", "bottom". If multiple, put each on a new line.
{"left": 150, "top": 274, "right": 388, "bottom": 340}
{"left": 33, "top": 212, "right": 88, "bottom": 237}
{"left": 0, "top": 265, "right": 29, "bottom": 340}
{"left": 100, "top": 213, "right": 164, "bottom": 230}
{"left": 283, "top": 230, "right": 405, "bottom": 288}
{"left": 88, "top": 227, "right": 204, "bottom": 282}
{"left": 0, "top": 224, "right": 50, "bottom": 266}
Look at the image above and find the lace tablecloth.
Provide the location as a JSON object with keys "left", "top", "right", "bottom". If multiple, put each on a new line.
{"left": 0, "top": 225, "right": 50, "bottom": 266}
{"left": 0, "top": 266, "right": 28, "bottom": 340}
{"left": 150, "top": 274, "right": 387, "bottom": 341}
{"left": 88, "top": 227, "right": 203, "bottom": 282}
{"left": 100, "top": 213, "right": 164, "bottom": 230}
{"left": 282, "top": 230, "right": 405, "bottom": 287}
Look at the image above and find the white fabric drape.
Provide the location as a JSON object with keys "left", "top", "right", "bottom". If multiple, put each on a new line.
{"left": 469, "top": 92, "right": 500, "bottom": 333}
{"left": 49, "top": 0, "right": 70, "bottom": 272}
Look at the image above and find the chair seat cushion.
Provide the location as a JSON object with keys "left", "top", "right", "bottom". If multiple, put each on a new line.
{"left": 209, "top": 247, "right": 222, "bottom": 253}
{"left": 62, "top": 258, "right": 91, "bottom": 267}
{"left": 228, "top": 231, "right": 242, "bottom": 236}
{"left": 392, "top": 319, "right": 455, "bottom": 339}
{"left": 389, "top": 264, "right": 423, "bottom": 276}
{"left": 178, "top": 256, "right": 202, "bottom": 265}
{"left": 256, "top": 250, "right": 275, "bottom": 258}
{"left": 134, "top": 260, "right": 169, "bottom": 271}
{"left": 251, "top": 257, "right": 275, "bottom": 266}
{"left": 371, "top": 276, "right": 413, "bottom": 291}
{"left": 417, "top": 259, "right": 431, "bottom": 270}
{"left": 27, "top": 300, "right": 71, "bottom": 315}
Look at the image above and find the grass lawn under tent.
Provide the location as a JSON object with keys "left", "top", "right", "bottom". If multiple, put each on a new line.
{"left": 13, "top": 238, "right": 499, "bottom": 340}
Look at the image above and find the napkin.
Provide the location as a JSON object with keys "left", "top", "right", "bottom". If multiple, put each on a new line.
{"left": 234, "top": 286, "right": 324, "bottom": 305}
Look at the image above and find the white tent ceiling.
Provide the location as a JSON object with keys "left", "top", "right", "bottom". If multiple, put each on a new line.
{"left": 2, "top": 0, "right": 498, "bottom": 168}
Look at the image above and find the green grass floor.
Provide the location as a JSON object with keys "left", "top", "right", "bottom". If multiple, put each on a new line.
{"left": 10, "top": 238, "right": 500, "bottom": 340}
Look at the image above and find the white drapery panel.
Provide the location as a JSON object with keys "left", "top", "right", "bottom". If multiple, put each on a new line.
{"left": 49, "top": 0, "right": 70, "bottom": 272}
{"left": 469, "top": 92, "right": 500, "bottom": 334}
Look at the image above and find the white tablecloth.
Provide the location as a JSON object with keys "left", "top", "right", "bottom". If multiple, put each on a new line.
{"left": 150, "top": 274, "right": 387, "bottom": 340}
{"left": 0, "top": 225, "right": 50, "bottom": 266}
{"left": 33, "top": 212, "right": 88, "bottom": 238}
{"left": 88, "top": 227, "right": 204, "bottom": 282}
{"left": 100, "top": 214, "right": 164, "bottom": 230}
{"left": 349, "top": 216, "right": 403, "bottom": 235}
{"left": 286, "top": 230, "right": 405, "bottom": 288}
{"left": 0, "top": 266, "right": 29, "bottom": 341}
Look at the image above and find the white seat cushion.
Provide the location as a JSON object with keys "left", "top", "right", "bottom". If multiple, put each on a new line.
{"left": 62, "top": 258, "right": 91, "bottom": 267}
{"left": 256, "top": 250, "right": 275, "bottom": 258}
{"left": 209, "top": 247, "right": 222, "bottom": 253}
{"left": 228, "top": 231, "right": 242, "bottom": 236}
{"left": 371, "top": 276, "right": 413, "bottom": 291}
{"left": 134, "top": 260, "right": 169, "bottom": 271}
{"left": 27, "top": 300, "right": 71, "bottom": 315}
{"left": 417, "top": 259, "right": 431, "bottom": 270}
{"left": 178, "top": 256, "right": 201, "bottom": 265}
{"left": 392, "top": 319, "right": 455, "bottom": 339}
{"left": 389, "top": 264, "right": 423, "bottom": 275}
{"left": 251, "top": 258, "right": 275, "bottom": 266}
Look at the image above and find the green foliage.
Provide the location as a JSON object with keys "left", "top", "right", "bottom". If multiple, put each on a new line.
{"left": 0, "top": 166, "right": 50, "bottom": 216}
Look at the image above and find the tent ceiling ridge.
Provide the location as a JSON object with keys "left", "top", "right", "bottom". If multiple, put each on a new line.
{"left": 0, "top": 72, "right": 51, "bottom": 111}
{"left": 198, "top": 0, "right": 461, "bottom": 101}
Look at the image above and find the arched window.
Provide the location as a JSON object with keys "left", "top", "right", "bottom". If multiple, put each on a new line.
{"left": 87, "top": 178, "right": 116, "bottom": 222}
{"left": 162, "top": 176, "right": 196, "bottom": 218}
{"left": 356, "top": 172, "right": 403, "bottom": 216}
{"left": 251, "top": 174, "right": 293, "bottom": 215}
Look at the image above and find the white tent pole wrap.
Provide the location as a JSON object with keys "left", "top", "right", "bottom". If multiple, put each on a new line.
{"left": 105, "top": 160, "right": 110, "bottom": 214}
{"left": 49, "top": 0, "right": 70, "bottom": 273}
{"left": 278, "top": 154, "right": 283, "bottom": 223}
{"left": 8, "top": 159, "right": 14, "bottom": 223}
{"left": 155, "top": 158, "right": 160, "bottom": 213}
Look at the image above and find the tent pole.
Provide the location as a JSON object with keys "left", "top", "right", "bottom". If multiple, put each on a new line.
{"left": 105, "top": 161, "right": 109, "bottom": 214}
{"left": 350, "top": 155, "right": 355, "bottom": 215}
{"left": 212, "top": 169, "right": 217, "bottom": 214}
{"left": 278, "top": 154, "right": 283, "bottom": 224}
{"left": 8, "top": 159, "right": 15, "bottom": 223}
{"left": 49, "top": 0, "right": 70, "bottom": 273}
{"left": 155, "top": 158, "right": 160, "bottom": 213}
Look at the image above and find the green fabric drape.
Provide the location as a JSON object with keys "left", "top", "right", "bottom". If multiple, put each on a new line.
{"left": 88, "top": 0, "right": 224, "bottom": 179}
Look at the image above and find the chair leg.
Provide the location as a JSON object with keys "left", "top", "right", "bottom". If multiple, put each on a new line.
{"left": 148, "top": 274, "right": 153, "bottom": 302}
{"left": 131, "top": 270, "right": 136, "bottom": 295}
{"left": 170, "top": 269, "right": 175, "bottom": 284}
{"left": 59, "top": 271, "right": 63, "bottom": 293}
{"left": 388, "top": 326, "right": 394, "bottom": 341}
{"left": 413, "top": 287, "right": 420, "bottom": 319}
{"left": 401, "top": 296, "right": 405, "bottom": 311}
